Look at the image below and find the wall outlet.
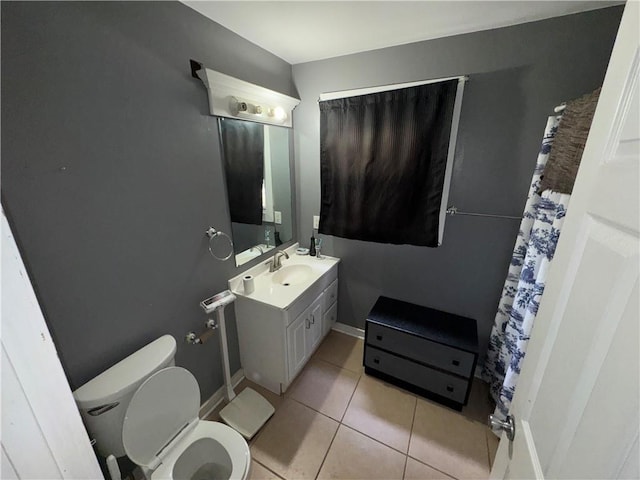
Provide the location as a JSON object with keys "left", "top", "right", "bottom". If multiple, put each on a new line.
{"left": 313, "top": 215, "right": 320, "bottom": 229}
{"left": 274, "top": 211, "right": 282, "bottom": 224}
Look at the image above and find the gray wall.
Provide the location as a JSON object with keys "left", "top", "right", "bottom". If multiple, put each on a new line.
{"left": 292, "top": 7, "right": 623, "bottom": 361}
{"left": 1, "top": 1, "right": 295, "bottom": 401}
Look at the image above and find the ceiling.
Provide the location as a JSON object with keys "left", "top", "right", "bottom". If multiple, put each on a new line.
{"left": 183, "top": 1, "right": 620, "bottom": 64}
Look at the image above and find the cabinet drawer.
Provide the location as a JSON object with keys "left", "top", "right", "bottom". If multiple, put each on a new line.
{"left": 364, "top": 346, "right": 468, "bottom": 404}
{"left": 324, "top": 279, "right": 338, "bottom": 311}
{"left": 366, "top": 322, "right": 474, "bottom": 378}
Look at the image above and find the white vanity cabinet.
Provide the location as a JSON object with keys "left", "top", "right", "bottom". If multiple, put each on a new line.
{"left": 231, "top": 253, "right": 339, "bottom": 395}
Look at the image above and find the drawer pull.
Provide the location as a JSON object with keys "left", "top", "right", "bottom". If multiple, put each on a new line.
{"left": 452, "top": 359, "right": 460, "bottom": 366}
{"left": 376, "top": 335, "right": 383, "bottom": 341}
{"left": 446, "top": 385, "right": 454, "bottom": 392}
{"left": 373, "top": 357, "right": 380, "bottom": 365}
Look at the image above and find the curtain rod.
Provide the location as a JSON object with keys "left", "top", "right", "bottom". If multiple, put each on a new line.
{"left": 446, "top": 206, "right": 521, "bottom": 220}
{"left": 318, "top": 75, "right": 468, "bottom": 102}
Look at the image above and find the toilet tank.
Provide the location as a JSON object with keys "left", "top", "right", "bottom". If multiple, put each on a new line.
{"left": 73, "top": 335, "right": 177, "bottom": 458}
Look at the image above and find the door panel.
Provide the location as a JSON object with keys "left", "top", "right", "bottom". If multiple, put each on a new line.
{"left": 528, "top": 218, "right": 639, "bottom": 469}
{"left": 287, "top": 310, "right": 309, "bottom": 381}
{"left": 491, "top": 3, "right": 639, "bottom": 478}
{"left": 556, "top": 282, "right": 638, "bottom": 478}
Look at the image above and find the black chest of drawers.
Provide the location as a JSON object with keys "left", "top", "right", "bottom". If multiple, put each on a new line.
{"left": 364, "top": 296, "right": 478, "bottom": 411}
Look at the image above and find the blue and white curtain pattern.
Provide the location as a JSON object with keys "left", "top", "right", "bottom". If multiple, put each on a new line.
{"left": 482, "top": 116, "right": 571, "bottom": 418}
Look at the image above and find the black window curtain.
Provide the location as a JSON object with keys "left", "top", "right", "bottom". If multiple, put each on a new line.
{"left": 319, "top": 81, "right": 458, "bottom": 247}
{"left": 220, "top": 118, "right": 264, "bottom": 225}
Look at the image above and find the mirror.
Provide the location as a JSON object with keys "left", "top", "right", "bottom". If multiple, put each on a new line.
{"left": 218, "top": 118, "right": 293, "bottom": 266}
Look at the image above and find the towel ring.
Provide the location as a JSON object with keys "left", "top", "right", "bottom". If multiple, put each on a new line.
{"left": 205, "top": 227, "right": 234, "bottom": 261}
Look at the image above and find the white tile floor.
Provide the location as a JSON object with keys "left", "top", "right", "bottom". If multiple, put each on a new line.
{"left": 209, "top": 331, "right": 499, "bottom": 480}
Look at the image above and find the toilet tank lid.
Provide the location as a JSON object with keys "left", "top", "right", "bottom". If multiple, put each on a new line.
{"left": 73, "top": 335, "right": 177, "bottom": 408}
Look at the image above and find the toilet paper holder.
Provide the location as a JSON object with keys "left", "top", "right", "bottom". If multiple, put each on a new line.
{"left": 187, "top": 290, "right": 236, "bottom": 345}
{"left": 185, "top": 319, "right": 219, "bottom": 345}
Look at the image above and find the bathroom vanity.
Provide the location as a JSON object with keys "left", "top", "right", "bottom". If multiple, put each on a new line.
{"left": 229, "top": 244, "right": 339, "bottom": 394}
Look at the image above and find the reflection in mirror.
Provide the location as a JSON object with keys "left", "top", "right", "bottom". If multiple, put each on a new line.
{"left": 218, "top": 118, "right": 293, "bottom": 266}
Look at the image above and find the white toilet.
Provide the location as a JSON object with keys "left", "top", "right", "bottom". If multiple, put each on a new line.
{"left": 73, "top": 335, "right": 251, "bottom": 480}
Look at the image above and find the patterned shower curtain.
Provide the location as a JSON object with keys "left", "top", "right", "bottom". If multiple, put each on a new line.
{"left": 482, "top": 116, "right": 571, "bottom": 418}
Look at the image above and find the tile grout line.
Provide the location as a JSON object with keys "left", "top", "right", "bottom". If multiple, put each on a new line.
{"left": 314, "top": 347, "right": 364, "bottom": 480}
{"left": 402, "top": 396, "right": 459, "bottom": 478}
{"left": 250, "top": 335, "right": 367, "bottom": 480}
{"left": 253, "top": 458, "right": 285, "bottom": 480}
{"left": 310, "top": 354, "right": 363, "bottom": 377}
{"left": 407, "top": 395, "right": 419, "bottom": 456}
{"left": 315, "top": 352, "right": 363, "bottom": 375}
{"left": 485, "top": 427, "right": 495, "bottom": 470}
{"left": 289, "top": 392, "right": 417, "bottom": 459}
{"left": 406, "top": 397, "right": 477, "bottom": 480}
{"left": 342, "top": 422, "right": 412, "bottom": 458}
{"left": 251, "top": 381, "right": 471, "bottom": 479}
{"left": 313, "top": 416, "right": 341, "bottom": 480}
{"left": 339, "top": 365, "right": 363, "bottom": 423}
{"left": 257, "top": 334, "right": 491, "bottom": 480}
{"left": 401, "top": 453, "right": 409, "bottom": 480}
{"left": 405, "top": 454, "right": 459, "bottom": 480}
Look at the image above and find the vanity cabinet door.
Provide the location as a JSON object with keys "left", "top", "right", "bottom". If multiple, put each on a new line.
{"left": 287, "top": 308, "right": 310, "bottom": 382}
{"left": 306, "top": 296, "right": 324, "bottom": 353}
{"left": 323, "top": 302, "right": 337, "bottom": 336}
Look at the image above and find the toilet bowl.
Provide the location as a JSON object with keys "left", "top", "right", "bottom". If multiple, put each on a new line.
{"left": 151, "top": 423, "right": 250, "bottom": 480}
{"left": 122, "top": 366, "right": 250, "bottom": 480}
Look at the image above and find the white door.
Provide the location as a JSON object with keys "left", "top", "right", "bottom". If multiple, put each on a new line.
{"left": 1, "top": 210, "right": 104, "bottom": 479}
{"left": 491, "top": 3, "right": 639, "bottom": 479}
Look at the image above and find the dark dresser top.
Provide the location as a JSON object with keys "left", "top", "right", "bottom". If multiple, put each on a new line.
{"left": 366, "top": 296, "right": 478, "bottom": 354}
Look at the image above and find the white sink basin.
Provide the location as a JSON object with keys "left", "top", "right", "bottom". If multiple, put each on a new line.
{"left": 228, "top": 244, "right": 340, "bottom": 310}
{"left": 272, "top": 265, "right": 313, "bottom": 286}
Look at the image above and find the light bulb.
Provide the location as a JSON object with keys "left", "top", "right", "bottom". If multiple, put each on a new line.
{"left": 273, "top": 106, "right": 286, "bottom": 121}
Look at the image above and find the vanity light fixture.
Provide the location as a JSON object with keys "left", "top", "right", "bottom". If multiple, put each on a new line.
{"left": 191, "top": 60, "right": 300, "bottom": 128}
{"left": 270, "top": 106, "right": 287, "bottom": 121}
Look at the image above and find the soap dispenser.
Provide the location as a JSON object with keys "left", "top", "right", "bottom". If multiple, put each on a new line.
{"left": 309, "top": 235, "right": 316, "bottom": 256}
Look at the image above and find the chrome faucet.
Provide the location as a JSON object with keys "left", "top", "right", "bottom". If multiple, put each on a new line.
{"left": 269, "top": 250, "right": 289, "bottom": 272}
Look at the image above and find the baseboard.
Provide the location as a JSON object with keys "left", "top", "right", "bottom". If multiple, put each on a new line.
{"left": 199, "top": 368, "right": 245, "bottom": 419}
{"left": 332, "top": 322, "right": 365, "bottom": 339}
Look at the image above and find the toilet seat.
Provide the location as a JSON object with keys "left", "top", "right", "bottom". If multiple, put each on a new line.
{"left": 122, "top": 367, "right": 250, "bottom": 479}
{"left": 151, "top": 421, "right": 250, "bottom": 480}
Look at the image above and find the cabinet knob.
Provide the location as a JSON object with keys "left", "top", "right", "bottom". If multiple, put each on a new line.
{"left": 446, "top": 385, "right": 454, "bottom": 392}
{"left": 305, "top": 319, "right": 310, "bottom": 329}
{"left": 373, "top": 357, "right": 380, "bottom": 364}
{"left": 452, "top": 359, "right": 460, "bottom": 366}
{"left": 376, "top": 335, "right": 383, "bottom": 341}
{"left": 311, "top": 314, "right": 315, "bottom": 324}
